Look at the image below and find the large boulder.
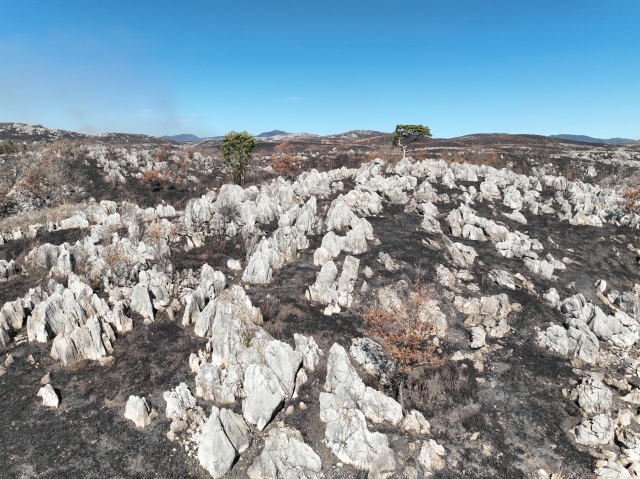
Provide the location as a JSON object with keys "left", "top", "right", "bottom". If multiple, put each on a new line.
{"left": 130, "top": 284, "right": 154, "bottom": 323}
{"left": 319, "top": 393, "right": 396, "bottom": 477}
{"left": 573, "top": 414, "right": 615, "bottom": 446}
{"left": 242, "top": 364, "right": 286, "bottom": 431}
{"left": 571, "top": 378, "right": 612, "bottom": 415}
{"left": 37, "top": 384, "right": 60, "bottom": 408}
{"left": 198, "top": 406, "right": 238, "bottom": 479}
{"left": 537, "top": 322, "right": 600, "bottom": 364}
{"left": 325, "top": 344, "right": 402, "bottom": 425}
{"left": 27, "top": 293, "right": 86, "bottom": 343}
{"left": 50, "top": 315, "right": 115, "bottom": 366}
{"left": 248, "top": 425, "right": 323, "bottom": 479}
{"left": 349, "top": 337, "right": 395, "bottom": 386}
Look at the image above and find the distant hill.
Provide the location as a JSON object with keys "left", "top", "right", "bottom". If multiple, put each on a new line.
{"left": 161, "top": 131, "right": 288, "bottom": 142}
{"left": 161, "top": 134, "right": 203, "bottom": 142}
{"left": 256, "top": 130, "right": 288, "bottom": 138}
{"left": 550, "top": 134, "right": 637, "bottom": 145}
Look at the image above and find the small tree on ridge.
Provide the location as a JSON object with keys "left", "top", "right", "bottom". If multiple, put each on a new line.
{"left": 220, "top": 131, "right": 257, "bottom": 185}
{"left": 391, "top": 124, "right": 432, "bottom": 160}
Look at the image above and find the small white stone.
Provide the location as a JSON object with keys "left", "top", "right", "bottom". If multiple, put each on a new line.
{"left": 38, "top": 384, "right": 60, "bottom": 408}
{"left": 227, "top": 259, "right": 242, "bottom": 270}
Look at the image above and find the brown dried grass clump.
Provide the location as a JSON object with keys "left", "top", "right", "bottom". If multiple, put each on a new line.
{"left": 623, "top": 182, "right": 640, "bottom": 212}
{"left": 446, "top": 148, "right": 504, "bottom": 169}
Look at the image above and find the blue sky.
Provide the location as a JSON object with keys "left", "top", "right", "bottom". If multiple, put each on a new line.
{"left": 1, "top": 1, "right": 638, "bottom": 138}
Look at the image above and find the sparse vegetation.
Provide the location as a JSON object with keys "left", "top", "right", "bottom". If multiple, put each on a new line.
{"left": 0, "top": 139, "right": 26, "bottom": 154}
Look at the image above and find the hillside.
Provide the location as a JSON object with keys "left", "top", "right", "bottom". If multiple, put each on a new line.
{"left": 550, "top": 134, "right": 637, "bottom": 145}
{"left": 1, "top": 124, "right": 640, "bottom": 479}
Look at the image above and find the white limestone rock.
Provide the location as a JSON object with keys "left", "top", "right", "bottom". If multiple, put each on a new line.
{"left": 130, "top": 284, "right": 154, "bottom": 323}
{"left": 242, "top": 364, "right": 286, "bottom": 431}
{"left": 319, "top": 392, "right": 396, "bottom": 476}
{"left": 595, "top": 461, "right": 632, "bottom": 479}
{"left": 248, "top": 424, "right": 324, "bottom": 479}
{"left": 470, "top": 327, "right": 486, "bottom": 349}
{"left": 37, "top": 384, "right": 59, "bottom": 408}
{"left": 27, "top": 292, "right": 86, "bottom": 343}
{"left": 487, "top": 269, "right": 520, "bottom": 290}
{"left": 418, "top": 439, "right": 446, "bottom": 476}
{"left": 573, "top": 414, "right": 615, "bottom": 446}
{"left": 325, "top": 343, "right": 402, "bottom": 425}
{"left": 349, "top": 337, "right": 395, "bottom": 386}
{"left": 337, "top": 255, "right": 359, "bottom": 308}
{"left": 402, "top": 410, "right": 431, "bottom": 435}
{"left": 537, "top": 322, "right": 600, "bottom": 364}
{"left": 306, "top": 261, "right": 338, "bottom": 305}
{"left": 198, "top": 406, "right": 238, "bottom": 479}
{"left": 163, "top": 382, "right": 197, "bottom": 422}
{"left": 442, "top": 237, "right": 477, "bottom": 268}
{"left": 50, "top": 315, "right": 115, "bottom": 366}
{"left": 571, "top": 377, "right": 612, "bottom": 415}
{"left": 219, "top": 408, "right": 251, "bottom": 455}
{"left": 124, "top": 395, "right": 154, "bottom": 428}
{"left": 264, "top": 340, "right": 303, "bottom": 397}
{"left": 543, "top": 288, "right": 561, "bottom": 308}
{"left": 294, "top": 334, "right": 324, "bottom": 371}
{"left": 227, "top": 259, "right": 242, "bottom": 270}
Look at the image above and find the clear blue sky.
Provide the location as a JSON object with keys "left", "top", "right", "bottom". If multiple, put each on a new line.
{"left": 1, "top": 1, "right": 638, "bottom": 138}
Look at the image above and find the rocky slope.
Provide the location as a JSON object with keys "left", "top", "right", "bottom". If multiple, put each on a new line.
{"left": 1, "top": 126, "right": 640, "bottom": 479}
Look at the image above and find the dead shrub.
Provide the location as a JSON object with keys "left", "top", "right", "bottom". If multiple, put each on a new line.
{"left": 268, "top": 141, "right": 300, "bottom": 175}
{"left": 405, "top": 361, "right": 474, "bottom": 416}
{"left": 362, "top": 282, "right": 444, "bottom": 410}
{"left": 269, "top": 155, "right": 299, "bottom": 174}
{"left": 153, "top": 148, "right": 168, "bottom": 162}
{"left": 259, "top": 296, "right": 286, "bottom": 340}
{"left": 259, "top": 296, "right": 281, "bottom": 323}
{"left": 623, "top": 182, "right": 640, "bottom": 212}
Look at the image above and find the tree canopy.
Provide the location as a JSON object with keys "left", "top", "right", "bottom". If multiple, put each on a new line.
{"left": 391, "top": 124, "right": 432, "bottom": 159}
{"left": 220, "top": 131, "right": 257, "bottom": 185}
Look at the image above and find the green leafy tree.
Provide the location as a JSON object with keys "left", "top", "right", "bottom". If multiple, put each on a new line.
{"left": 391, "top": 124, "right": 432, "bottom": 160}
{"left": 220, "top": 131, "right": 257, "bottom": 185}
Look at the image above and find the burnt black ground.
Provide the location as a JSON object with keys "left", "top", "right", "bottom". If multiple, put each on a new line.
{"left": 1, "top": 134, "right": 640, "bottom": 478}
{"left": 0, "top": 317, "right": 209, "bottom": 479}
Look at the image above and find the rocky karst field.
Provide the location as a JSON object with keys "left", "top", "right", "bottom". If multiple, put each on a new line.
{"left": 1, "top": 122, "right": 640, "bottom": 479}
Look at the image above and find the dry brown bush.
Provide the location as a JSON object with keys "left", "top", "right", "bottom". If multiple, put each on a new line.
{"left": 623, "top": 183, "right": 640, "bottom": 212}
{"left": 363, "top": 282, "right": 444, "bottom": 410}
{"left": 141, "top": 168, "right": 172, "bottom": 186}
{"left": 268, "top": 141, "right": 300, "bottom": 175}
{"left": 153, "top": 148, "right": 168, "bottom": 162}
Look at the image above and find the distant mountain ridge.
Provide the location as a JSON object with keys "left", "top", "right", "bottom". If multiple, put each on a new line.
{"left": 160, "top": 133, "right": 205, "bottom": 142}
{"left": 550, "top": 134, "right": 637, "bottom": 145}
{"left": 256, "top": 130, "right": 287, "bottom": 137}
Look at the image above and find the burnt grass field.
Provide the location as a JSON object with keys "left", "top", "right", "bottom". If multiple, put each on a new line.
{"left": 1, "top": 126, "right": 640, "bottom": 479}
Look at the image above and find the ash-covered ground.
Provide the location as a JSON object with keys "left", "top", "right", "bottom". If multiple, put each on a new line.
{"left": 1, "top": 124, "right": 640, "bottom": 479}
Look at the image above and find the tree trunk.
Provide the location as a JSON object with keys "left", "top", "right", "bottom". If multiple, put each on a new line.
{"left": 398, "top": 376, "right": 405, "bottom": 415}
